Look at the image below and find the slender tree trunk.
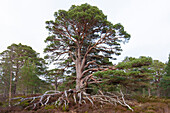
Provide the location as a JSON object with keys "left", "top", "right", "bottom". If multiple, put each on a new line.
{"left": 9, "top": 71, "right": 13, "bottom": 107}
{"left": 156, "top": 87, "right": 160, "bottom": 97}
{"left": 13, "top": 83, "right": 17, "bottom": 95}
{"left": 55, "top": 77, "right": 58, "bottom": 90}
{"left": 26, "top": 86, "right": 28, "bottom": 96}
{"left": 148, "top": 88, "right": 151, "bottom": 97}
{"left": 13, "top": 77, "right": 18, "bottom": 95}
{"left": 3, "top": 90, "right": 5, "bottom": 97}
{"left": 142, "top": 88, "right": 145, "bottom": 97}
{"left": 156, "top": 78, "right": 161, "bottom": 97}
{"left": 13, "top": 69, "right": 19, "bottom": 95}
{"left": 3, "top": 82, "right": 8, "bottom": 97}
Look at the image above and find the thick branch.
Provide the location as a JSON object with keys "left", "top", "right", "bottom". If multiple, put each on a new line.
{"left": 82, "top": 68, "right": 101, "bottom": 77}
{"left": 84, "top": 60, "right": 96, "bottom": 69}
{"left": 82, "top": 66, "right": 116, "bottom": 77}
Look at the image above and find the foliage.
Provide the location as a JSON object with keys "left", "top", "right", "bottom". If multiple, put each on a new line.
{"left": 0, "top": 59, "right": 11, "bottom": 95}
{"left": 91, "top": 56, "right": 154, "bottom": 94}
{"left": 116, "top": 56, "right": 152, "bottom": 69}
{"left": 160, "top": 54, "right": 170, "bottom": 97}
{"left": 17, "top": 60, "right": 49, "bottom": 94}
{"left": 149, "top": 60, "right": 165, "bottom": 97}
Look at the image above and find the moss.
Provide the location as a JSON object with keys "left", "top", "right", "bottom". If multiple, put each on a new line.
{"left": 11, "top": 96, "right": 27, "bottom": 104}
{"left": 1, "top": 102, "right": 8, "bottom": 107}
{"left": 15, "top": 95, "right": 27, "bottom": 98}
{"left": 62, "top": 105, "right": 69, "bottom": 112}
{"left": 19, "top": 101, "right": 29, "bottom": 107}
{"left": 44, "top": 105, "right": 56, "bottom": 110}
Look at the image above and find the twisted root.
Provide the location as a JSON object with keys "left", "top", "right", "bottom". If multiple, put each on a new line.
{"left": 11, "top": 89, "right": 133, "bottom": 111}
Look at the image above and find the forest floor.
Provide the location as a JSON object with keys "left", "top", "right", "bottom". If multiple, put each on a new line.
{"left": 0, "top": 95, "right": 169, "bottom": 113}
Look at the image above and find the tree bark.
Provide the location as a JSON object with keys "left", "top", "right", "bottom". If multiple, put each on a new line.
{"left": 75, "top": 46, "right": 84, "bottom": 90}
{"left": 13, "top": 64, "right": 20, "bottom": 95}
{"left": 9, "top": 71, "right": 13, "bottom": 107}
{"left": 3, "top": 80, "right": 9, "bottom": 97}
{"left": 55, "top": 77, "right": 58, "bottom": 90}
{"left": 13, "top": 83, "right": 17, "bottom": 95}
{"left": 75, "top": 57, "right": 84, "bottom": 90}
{"left": 148, "top": 88, "right": 151, "bottom": 97}
{"left": 76, "top": 65, "right": 82, "bottom": 90}
{"left": 76, "top": 78, "right": 81, "bottom": 90}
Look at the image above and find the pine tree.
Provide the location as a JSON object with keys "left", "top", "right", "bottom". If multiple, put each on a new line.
{"left": 160, "top": 54, "right": 170, "bottom": 97}
{"left": 93, "top": 56, "right": 153, "bottom": 95}
{"left": 18, "top": 60, "right": 49, "bottom": 94}
{"left": 44, "top": 3, "right": 130, "bottom": 90}
{"left": 0, "top": 43, "right": 47, "bottom": 95}
{"left": 150, "top": 60, "right": 165, "bottom": 97}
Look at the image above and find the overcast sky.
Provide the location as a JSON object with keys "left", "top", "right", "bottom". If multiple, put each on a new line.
{"left": 0, "top": 0, "right": 170, "bottom": 64}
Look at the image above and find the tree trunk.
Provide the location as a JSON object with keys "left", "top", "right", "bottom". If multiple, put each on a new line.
{"left": 75, "top": 59, "right": 83, "bottom": 90}
{"left": 3, "top": 87, "right": 8, "bottom": 97}
{"left": 55, "top": 77, "right": 58, "bottom": 90}
{"left": 148, "top": 88, "right": 151, "bottom": 97}
{"left": 76, "top": 51, "right": 82, "bottom": 90}
{"left": 156, "top": 87, "right": 160, "bottom": 97}
{"left": 76, "top": 75, "right": 84, "bottom": 90}
{"left": 142, "top": 88, "right": 145, "bottom": 97}
{"left": 156, "top": 78, "right": 161, "bottom": 97}
{"left": 9, "top": 71, "right": 13, "bottom": 107}
{"left": 76, "top": 78, "right": 81, "bottom": 90}
{"left": 76, "top": 68, "right": 83, "bottom": 90}
{"left": 13, "top": 69, "right": 19, "bottom": 95}
{"left": 13, "top": 83, "right": 17, "bottom": 95}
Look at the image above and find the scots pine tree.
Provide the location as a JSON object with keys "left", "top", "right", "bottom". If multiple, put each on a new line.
{"left": 44, "top": 3, "right": 130, "bottom": 90}
{"left": 160, "top": 54, "right": 170, "bottom": 97}
{"left": 0, "top": 43, "right": 47, "bottom": 95}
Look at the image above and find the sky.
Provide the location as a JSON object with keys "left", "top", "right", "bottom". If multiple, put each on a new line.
{"left": 0, "top": 0, "right": 170, "bottom": 64}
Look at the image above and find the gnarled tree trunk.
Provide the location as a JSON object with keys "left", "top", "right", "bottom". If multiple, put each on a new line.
{"left": 75, "top": 60, "right": 83, "bottom": 90}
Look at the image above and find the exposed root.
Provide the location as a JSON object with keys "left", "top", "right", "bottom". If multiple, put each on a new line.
{"left": 11, "top": 89, "right": 133, "bottom": 111}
